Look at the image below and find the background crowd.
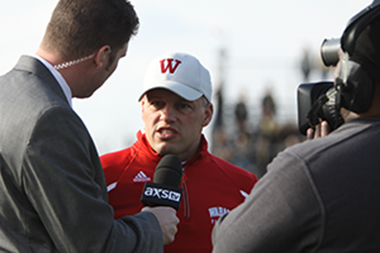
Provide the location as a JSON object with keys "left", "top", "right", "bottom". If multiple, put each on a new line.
{"left": 210, "top": 48, "right": 333, "bottom": 178}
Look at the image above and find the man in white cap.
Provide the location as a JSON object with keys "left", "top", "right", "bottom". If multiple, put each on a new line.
{"left": 100, "top": 52, "right": 258, "bottom": 252}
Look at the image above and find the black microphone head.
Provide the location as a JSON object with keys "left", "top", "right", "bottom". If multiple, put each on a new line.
{"left": 154, "top": 154, "right": 183, "bottom": 187}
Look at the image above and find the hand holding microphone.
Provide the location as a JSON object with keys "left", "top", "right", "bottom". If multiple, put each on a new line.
{"left": 141, "top": 154, "right": 183, "bottom": 245}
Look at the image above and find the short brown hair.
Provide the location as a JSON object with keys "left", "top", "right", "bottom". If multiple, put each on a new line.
{"left": 41, "top": 0, "right": 139, "bottom": 61}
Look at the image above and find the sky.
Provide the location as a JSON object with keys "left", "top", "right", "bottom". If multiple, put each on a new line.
{"left": 0, "top": 0, "right": 372, "bottom": 155}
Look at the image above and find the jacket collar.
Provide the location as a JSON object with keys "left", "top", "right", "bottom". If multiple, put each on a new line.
{"left": 15, "top": 55, "right": 69, "bottom": 106}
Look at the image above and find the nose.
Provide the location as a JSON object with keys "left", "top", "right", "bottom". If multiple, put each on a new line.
{"left": 160, "top": 105, "right": 176, "bottom": 122}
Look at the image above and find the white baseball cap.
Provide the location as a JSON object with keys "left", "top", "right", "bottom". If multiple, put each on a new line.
{"left": 138, "top": 52, "right": 212, "bottom": 102}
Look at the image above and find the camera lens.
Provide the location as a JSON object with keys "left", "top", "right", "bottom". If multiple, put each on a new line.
{"left": 320, "top": 38, "right": 341, "bottom": 67}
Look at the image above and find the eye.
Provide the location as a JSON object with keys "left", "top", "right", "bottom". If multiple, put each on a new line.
{"left": 150, "top": 100, "right": 165, "bottom": 108}
{"left": 176, "top": 102, "right": 193, "bottom": 112}
{"left": 179, "top": 103, "right": 191, "bottom": 109}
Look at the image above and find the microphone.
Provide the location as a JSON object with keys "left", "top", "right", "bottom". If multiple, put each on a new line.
{"left": 141, "top": 154, "right": 183, "bottom": 210}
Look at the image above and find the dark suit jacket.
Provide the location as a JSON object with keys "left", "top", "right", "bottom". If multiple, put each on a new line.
{"left": 0, "top": 56, "right": 163, "bottom": 252}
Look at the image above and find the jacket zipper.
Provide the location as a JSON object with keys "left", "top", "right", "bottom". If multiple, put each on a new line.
{"left": 181, "top": 181, "right": 190, "bottom": 221}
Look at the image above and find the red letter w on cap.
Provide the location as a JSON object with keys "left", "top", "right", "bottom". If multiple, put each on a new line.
{"left": 160, "top": 58, "right": 182, "bottom": 74}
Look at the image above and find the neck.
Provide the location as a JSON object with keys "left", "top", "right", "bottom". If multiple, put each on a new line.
{"left": 152, "top": 137, "right": 203, "bottom": 163}
{"left": 36, "top": 48, "right": 64, "bottom": 68}
{"left": 36, "top": 47, "right": 93, "bottom": 98}
{"left": 358, "top": 82, "right": 380, "bottom": 118}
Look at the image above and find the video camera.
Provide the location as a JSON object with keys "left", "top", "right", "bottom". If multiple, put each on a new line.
{"left": 297, "top": 38, "right": 344, "bottom": 135}
{"left": 297, "top": 81, "right": 344, "bottom": 135}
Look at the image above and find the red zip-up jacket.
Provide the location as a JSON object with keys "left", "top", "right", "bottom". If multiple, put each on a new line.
{"left": 100, "top": 131, "right": 258, "bottom": 252}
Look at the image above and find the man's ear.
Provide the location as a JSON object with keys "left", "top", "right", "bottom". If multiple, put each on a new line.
{"left": 94, "top": 45, "right": 112, "bottom": 68}
{"left": 202, "top": 103, "right": 214, "bottom": 127}
{"left": 141, "top": 98, "right": 146, "bottom": 121}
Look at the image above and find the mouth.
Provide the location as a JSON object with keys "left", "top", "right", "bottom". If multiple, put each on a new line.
{"left": 156, "top": 127, "right": 178, "bottom": 139}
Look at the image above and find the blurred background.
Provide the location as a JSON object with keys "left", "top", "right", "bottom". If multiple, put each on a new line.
{"left": 0, "top": 0, "right": 371, "bottom": 177}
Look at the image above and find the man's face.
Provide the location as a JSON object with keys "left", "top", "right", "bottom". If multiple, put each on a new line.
{"left": 142, "top": 88, "right": 213, "bottom": 161}
{"left": 77, "top": 43, "right": 128, "bottom": 98}
{"left": 104, "top": 43, "right": 129, "bottom": 76}
{"left": 95, "top": 42, "right": 128, "bottom": 91}
{"left": 333, "top": 48, "right": 346, "bottom": 83}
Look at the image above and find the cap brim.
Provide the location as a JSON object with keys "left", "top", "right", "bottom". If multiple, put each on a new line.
{"left": 138, "top": 81, "right": 203, "bottom": 101}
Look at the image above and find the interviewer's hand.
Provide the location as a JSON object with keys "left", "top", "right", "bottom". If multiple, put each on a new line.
{"left": 306, "top": 121, "right": 330, "bottom": 140}
{"left": 142, "top": 206, "right": 179, "bottom": 245}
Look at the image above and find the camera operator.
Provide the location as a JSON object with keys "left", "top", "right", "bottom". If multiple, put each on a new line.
{"left": 212, "top": 1, "right": 380, "bottom": 252}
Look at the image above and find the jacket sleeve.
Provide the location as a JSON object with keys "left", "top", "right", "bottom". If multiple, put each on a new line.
{"left": 23, "top": 106, "right": 163, "bottom": 253}
{"left": 212, "top": 150, "right": 324, "bottom": 253}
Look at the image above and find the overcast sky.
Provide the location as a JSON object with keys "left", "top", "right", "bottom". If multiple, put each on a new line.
{"left": 0, "top": 0, "right": 371, "bottom": 154}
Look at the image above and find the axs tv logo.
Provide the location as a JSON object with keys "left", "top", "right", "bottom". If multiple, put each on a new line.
{"left": 144, "top": 186, "right": 181, "bottom": 202}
